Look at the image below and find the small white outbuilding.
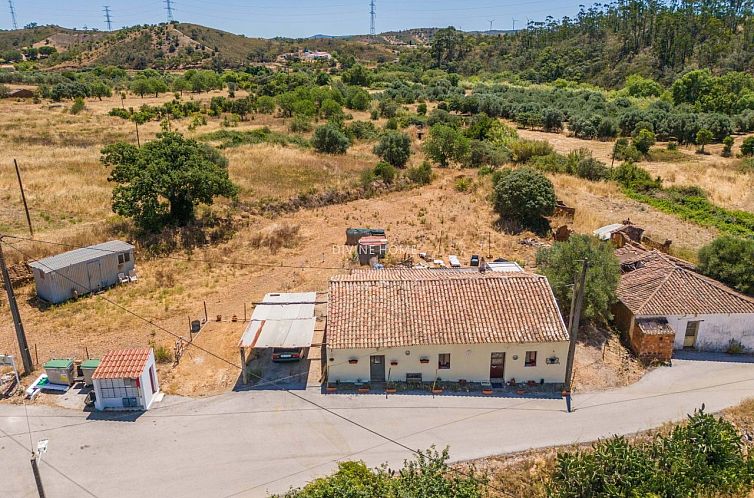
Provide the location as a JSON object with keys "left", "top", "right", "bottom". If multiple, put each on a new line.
{"left": 92, "top": 348, "right": 160, "bottom": 411}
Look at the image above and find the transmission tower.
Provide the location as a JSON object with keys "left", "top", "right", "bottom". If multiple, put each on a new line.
{"left": 369, "top": 0, "right": 375, "bottom": 35}
{"left": 103, "top": 5, "right": 112, "bottom": 31}
{"left": 512, "top": 18, "right": 517, "bottom": 31}
{"left": 488, "top": 19, "right": 494, "bottom": 31}
{"left": 8, "top": 0, "right": 17, "bottom": 30}
{"left": 164, "top": 0, "right": 174, "bottom": 22}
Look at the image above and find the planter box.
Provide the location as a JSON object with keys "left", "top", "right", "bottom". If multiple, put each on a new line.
{"left": 419, "top": 358, "right": 430, "bottom": 364}
{"left": 431, "top": 388, "right": 443, "bottom": 394}
{"left": 482, "top": 388, "right": 494, "bottom": 395}
{"left": 357, "top": 387, "right": 370, "bottom": 394}
{"left": 527, "top": 380, "right": 537, "bottom": 387}
{"left": 348, "top": 359, "right": 358, "bottom": 364}
{"left": 390, "top": 361, "right": 398, "bottom": 366}
{"left": 326, "top": 385, "right": 337, "bottom": 393}
{"left": 385, "top": 387, "right": 397, "bottom": 394}
{"left": 516, "top": 389, "right": 526, "bottom": 395}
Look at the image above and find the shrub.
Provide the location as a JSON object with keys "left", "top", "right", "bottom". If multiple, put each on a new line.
{"left": 698, "top": 236, "right": 754, "bottom": 296}
{"left": 612, "top": 161, "right": 661, "bottom": 190}
{"left": 346, "top": 120, "right": 379, "bottom": 140}
{"left": 70, "top": 97, "right": 85, "bottom": 115}
{"left": 493, "top": 167, "right": 556, "bottom": 227}
{"left": 576, "top": 156, "right": 610, "bottom": 181}
{"left": 423, "top": 124, "right": 469, "bottom": 167}
{"left": 312, "top": 123, "right": 350, "bottom": 154}
{"left": 741, "top": 136, "right": 754, "bottom": 156}
{"left": 632, "top": 128, "right": 656, "bottom": 154}
{"left": 536, "top": 234, "right": 620, "bottom": 323}
{"left": 463, "top": 140, "right": 509, "bottom": 168}
{"left": 407, "top": 161, "right": 433, "bottom": 185}
{"left": 541, "top": 108, "right": 564, "bottom": 132}
{"left": 373, "top": 131, "right": 412, "bottom": 167}
{"left": 695, "top": 128, "right": 713, "bottom": 153}
{"left": 153, "top": 344, "right": 173, "bottom": 364}
{"left": 614, "top": 138, "right": 642, "bottom": 162}
{"left": 509, "top": 139, "right": 554, "bottom": 163}
{"left": 289, "top": 115, "right": 313, "bottom": 133}
{"left": 416, "top": 102, "right": 427, "bottom": 115}
{"left": 454, "top": 177, "right": 472, "bottom": 192}
{"left": 722, "top": 135, "right": 734, "bottom": 157}
{"left": 373, "top": 161, "right": 397, "bottom": 184}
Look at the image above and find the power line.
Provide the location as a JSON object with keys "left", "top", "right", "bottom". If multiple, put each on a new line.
{"left": 8, "top": 0, "right": 17, "bottom": 30}
{"left": 164, "top": 0, "right": 174, "bottom": 22}
{"left": 369, "top": 0, "right": 376, "bottom": 35}
{"left": 103, "top": 5, "right": 112, "bottom": 31}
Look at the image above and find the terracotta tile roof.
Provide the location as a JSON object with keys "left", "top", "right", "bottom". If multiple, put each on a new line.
{"left": 617, "top": 251, "right": 754, "bottom": 316}
{"left": 92, "top": 348, "right": 152, "bottom": 379}
{"left": 327, "top": 269, "right": 569, "bottom": 349}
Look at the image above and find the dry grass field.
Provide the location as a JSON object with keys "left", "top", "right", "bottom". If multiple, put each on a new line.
{"left": 0, "top": 90, "right": 750, "bottom": 397}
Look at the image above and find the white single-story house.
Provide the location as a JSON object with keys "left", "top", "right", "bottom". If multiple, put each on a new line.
{"left": 92, "top": 348, "right": 160, "bottom": 411}
{"left": 614, "top": 248, "right": 754, "bottom": 360}
{"left": 326, "top": 269, "right": 570, "bottom": 385}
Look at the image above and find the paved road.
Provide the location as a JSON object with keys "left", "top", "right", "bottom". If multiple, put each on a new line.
{"left": 2, "top": 353, "right": 754, "bottom": 497}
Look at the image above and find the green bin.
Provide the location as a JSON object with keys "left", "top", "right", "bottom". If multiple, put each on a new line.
{"left": 81, "top": 359, "right": 101, "bottom": 386}
{"left": 43, "top": 358, "right": 74, "bottom": 386}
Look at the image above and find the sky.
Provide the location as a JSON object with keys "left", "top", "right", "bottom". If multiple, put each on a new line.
{"left": 7, "top": 0, "right": 594, "bottom": 38}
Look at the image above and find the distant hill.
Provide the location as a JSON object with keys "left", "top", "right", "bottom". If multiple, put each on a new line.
{"left": 0, "top": 23, "right": 403, "bottom": 69}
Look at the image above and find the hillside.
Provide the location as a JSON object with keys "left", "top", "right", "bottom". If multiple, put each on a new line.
{"left": 0, "top": 23, "right": 401, "bottom": 69}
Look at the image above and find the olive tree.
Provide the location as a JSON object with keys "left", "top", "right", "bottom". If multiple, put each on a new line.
{"left": 492, "top": 168, "right": 556, "bottom": 227}
{"left": 373, "top": 131, "right": 412, "bottom": 167}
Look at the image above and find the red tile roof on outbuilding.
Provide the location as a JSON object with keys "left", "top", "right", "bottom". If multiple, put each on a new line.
{"left": 327, "top": 269, "right": 569, "bottom": 349}
{"left": 92, "top": 348, "right": 152, "bottom": 379}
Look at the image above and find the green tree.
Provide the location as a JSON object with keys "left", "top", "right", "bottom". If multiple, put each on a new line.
{"left": 417, "top": 102, "right": 427, "bottom": 115}
{"left": 632, "top": 128, "right": 656, "bottom": 154}
{"left": 90, "top": 81, "right": 112, "bottom": 100}
{"left": 374, "top": 131, "right": 411, "bottom": 167}
{"left": 342, "top": 64, "right": 370, "bottom": 86}
{"left": 698, "top": 236, "right": 754, "bottom": 296}
{"left": 320, "top": 98, "right": 343, "bottom": 120}
{"left": 696, "top": 128, "right": 713, "bottom": 153}
{"left": 492, "top": 168, "right": 556, "bottom": 227}
{"left": 345, "top": 86, "right": 371, "bottom": 111}
{"left": 407, "top": 161, "right": 433, "bottom": 185}
{"left": 374, "top": 161, "right": 397, "bottom": 184}
{"left": 129, "top": 78, "right": 152, "bottom": 98}
{"left": 423, "top": 124, "right": 469, "bottom": 167}
{"left": 312, "top": 123, "right": 350, "bottom": 154}
{"left": 741, "top": 136, "right": 754, "bottom": 156}
{"left": 256, "top": 95, "right": 276, "bottom": 114}
{"left": 624, "top": 74, "right": 663, "bottom": 97}
{"left": 536, "top": 234, "right": 620, "bottom": 323}
{"left": 70, "top": 97, "right": 85, "bottom": 115}
{"left": 100, "top": 133, "right": 238, "bottom": 231}
{"left": 722, "top": 135, "right": 734, "bottom": 157}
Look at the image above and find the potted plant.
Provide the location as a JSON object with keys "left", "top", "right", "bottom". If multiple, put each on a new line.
{"left": 357, "top": 384, "right": 370, "bottom": 394}
{"left": 527, "top": 380, "right": 537, "bottom": 387}
{"left": 326, "top": 383, "right": 337, "bottom": 393}
{"left": 348, "top": 358, "right": 358, "bottom": 364}
{"left": 419, "top": 357, "right": 430, "bottom": 364}
{"left": 385, "top": 382, "right": 397, "bottom": 394}
{"left": 390, "top": 360, "right": 398, "bottom": 366}
{"left": 431, "top": 378, "right": 443, "bottom": 394}
{"left": 482, "top": 386, "right": 494, "bottom": 395}
{"left": 516, "top": 388, "right": 526, "bottom": 395}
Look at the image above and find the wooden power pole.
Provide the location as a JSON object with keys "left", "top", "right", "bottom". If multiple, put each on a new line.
{"left": 0, "top": 237, "right": 33, "bottom": 374}
{"left": 563, "top": 258, "right": 589, "bottom": 413}
{"left": 13, "top": 159, "right": 33, "bottom": 237}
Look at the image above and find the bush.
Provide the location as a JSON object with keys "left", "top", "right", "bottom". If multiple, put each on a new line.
{"left": 374, "top": 131, "right": 412, "bottom": 167}
{"left": 576, "top": 156, "right": 610, "bottom": 181}
{"left": 613, "top": 137, "right": 642, "bottom": 162}
{"left": 373, "top": 161, "right": 397, "bottom": 184}
{"left": 722, "top": 135, "right": 734, "bottom": 157}
{"left": 509, "top": 139, "right": 554, "bottom": 163}
{"left": 696, "top": 128, "right": 713, "bottom": 153}
{"left": 741, "top": 136, "right": 754, "bottom": 156}
{"left": 407, "top": 161, "right": 433, "bottom": 185}
{"left": 632, "top": 128, "right": 656, "bottom": 154}
{"left": 70, "top": 97, "right": 85, "bottom": 115}
{"left": 493, "top": 167, "right": 556, "bottom": 227}
{"left": 289, "top": 115, "right": 313, "bottom": 133}
{"left": 463, "top": 140, "right": 509, "bottom": 168}
{"left": 454, "top": 177, "right": 472, "bottom": 192}
{"left": 612, "top": 161, "right": 661, "bottom": 190}
{"left": 153, "top": 344, "right": 173, "bottom": 364}
{"left": 423, "top": 124, "right": 469, "bottom": 167}
{"left": 312, "top": 123, "right": 350, "bottom": 154}
{"left": 541, "top": 108, "right": 564, "bottom": 132}
{"left": 698, "top": 236, "right": 754, "bottom": 296}
{"left": 536, "top": 234, "right": 620, "bottom": 323}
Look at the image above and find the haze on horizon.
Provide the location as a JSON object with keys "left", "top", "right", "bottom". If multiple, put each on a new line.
{"left": 7, "top": 0, "right": 595, "bottom": 38}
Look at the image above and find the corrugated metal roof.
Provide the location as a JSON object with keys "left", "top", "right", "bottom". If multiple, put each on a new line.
{"left": 92, "top": 348, "right": 151, "bottom": 379}
{"left": 28, "top": 240, "right": 134, "bottom": 272}
{"left": 593, "top": 223, "right": 625, "bottom": 240}
{"left": 328, "top": 269, "right": 569, "bottom": 349}
{"left": 239, "top": 292, "right": 317, "bottom": 348}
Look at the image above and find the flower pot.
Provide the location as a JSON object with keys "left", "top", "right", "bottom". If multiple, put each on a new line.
{"left": 385, "top": 387, "right": 397, "bottom": 394}
{"left": 527, "top": 380, "right": 537, "bottom": 387}
{"left": 482, "top": 388, "right": 493, "bottom": 395}
{"left": 390, "top": 361, "right": 398, "bottom": 366}
{"left": 348, "top": 359, "right": 358, "bottom": 364}
{"left": 357, "top": 386, "right": 370, "bottom": 393}
{"left": 326, "top": 385, "right": 337, "bottom": 393}
{"left": 516, "top": 389, "right": 526, "bottom": 395}
{"left": 419, "top": 358, "right": 429, "bottom": 364}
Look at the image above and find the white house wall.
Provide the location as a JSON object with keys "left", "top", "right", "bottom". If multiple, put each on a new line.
{"left": 93, "top": 351, "right": 159, "bottom": 411}
{"left": 661, "top": 313, "right": 754, "bottom": 351}
{"left": 327, "top": 342, "right": 569, "bottom": 384}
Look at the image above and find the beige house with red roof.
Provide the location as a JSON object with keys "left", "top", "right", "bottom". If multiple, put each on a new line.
{"left": 614, "top": 249, "right": 754, "bottom": 362}
{"left": 325, "top": 269, "right": 569, "bottom": 386}
{"left": 92, "top": 348, "right": 159, "bottom": 411}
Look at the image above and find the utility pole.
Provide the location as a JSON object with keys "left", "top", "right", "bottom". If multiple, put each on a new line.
{"left": 8, "top": 0, "right": 17, "bottom": 30}
{"left": 0, "top": 237, "right": 34, "bottom": 375}
{"left": 103, "top": 5, "right": 112, "bottom": 31}
{"left": 563, "top": 258, "right": 589, "bottom": 413}
{"left": 13, "top": 159, "right": 33, "bottom": 238}
{"left": 369, "top": 0, "right": 376, "bottom": 36}
{"left": 164, "top": 0, "right": 174, "bottom": 22}
{"left": 512, "top": 18, "right": 517, "bottom": 31}
{"left": 488, "top": 19, "right": 494, "bottom": 32}
{"left": 30, "top": 454, "right": 45, "bottom": 498}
